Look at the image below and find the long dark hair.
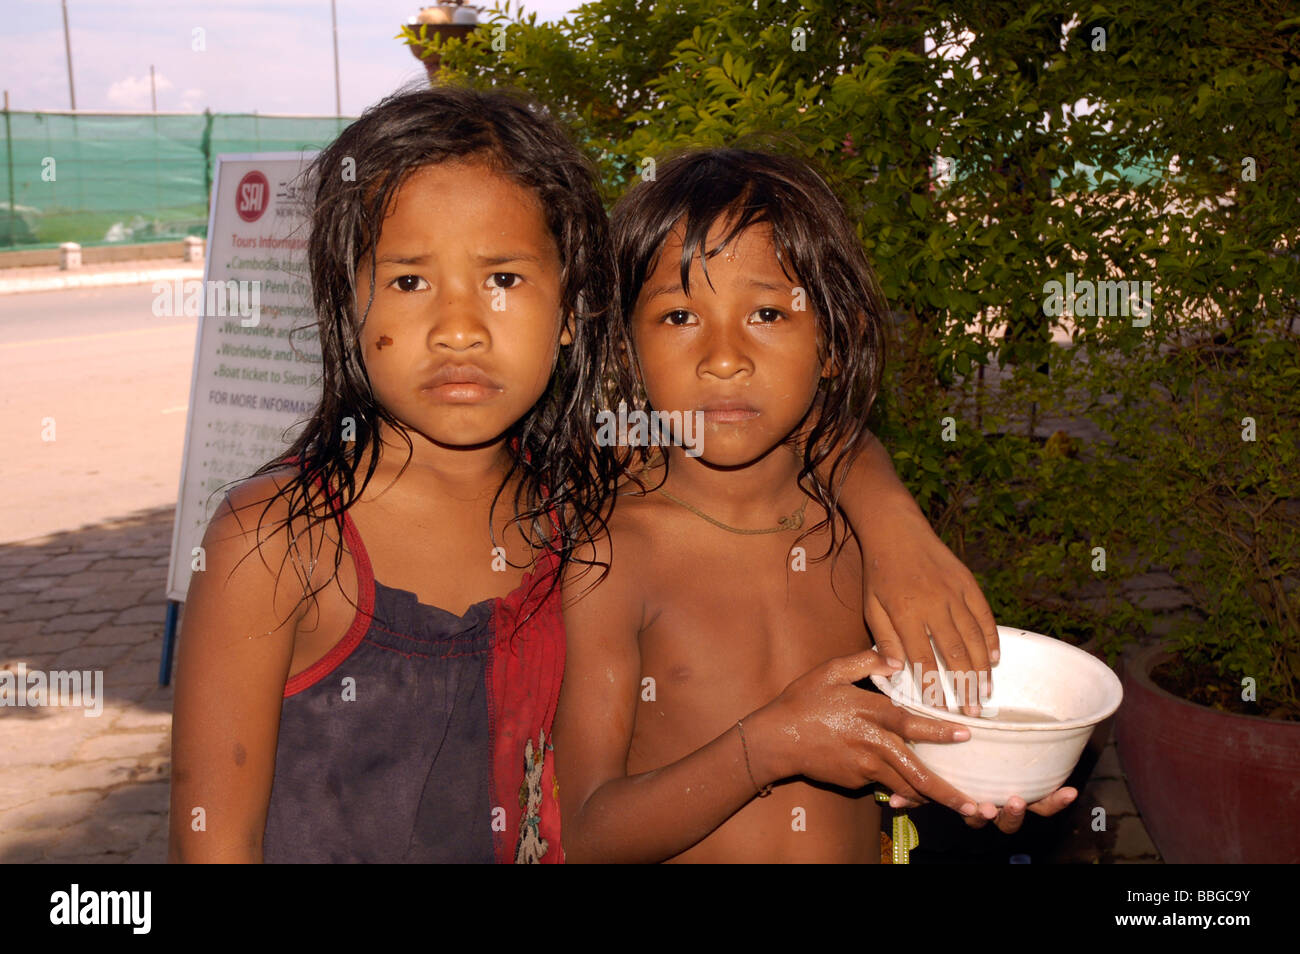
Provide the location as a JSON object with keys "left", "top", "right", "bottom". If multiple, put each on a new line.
{"left": 246, "top": 82, "right": 617, "bottom": 625}
{"left": 609, "top": 147, "right": 888, "bottom": 561}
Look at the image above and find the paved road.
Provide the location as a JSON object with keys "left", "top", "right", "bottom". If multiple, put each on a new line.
{"left": 0, "top": 285, "right": 198, "bottom": 544}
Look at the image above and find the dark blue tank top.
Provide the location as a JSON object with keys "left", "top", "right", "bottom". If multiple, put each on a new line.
{"left": 261, "top": 562, "right": 498, "bottom": 863}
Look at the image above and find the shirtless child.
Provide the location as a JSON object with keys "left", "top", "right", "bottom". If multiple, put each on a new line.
{"left": 556, "top": 149, "right": 998, "bottom": 863}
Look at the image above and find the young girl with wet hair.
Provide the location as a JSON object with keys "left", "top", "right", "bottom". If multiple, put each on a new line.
{"left": 169, "top": 83, "right": 617, "bottom": 863}
{"left": 555, "top": 148, "right": 1075, "bottom": 863}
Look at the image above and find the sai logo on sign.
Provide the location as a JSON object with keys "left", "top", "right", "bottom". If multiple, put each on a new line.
{"left": 236, "top": 170, "right": 270, "bottom": 223}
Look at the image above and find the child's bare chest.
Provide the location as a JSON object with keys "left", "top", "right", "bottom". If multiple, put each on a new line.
{"left": 631, "top": 524, "right": 870, "bottom": 749}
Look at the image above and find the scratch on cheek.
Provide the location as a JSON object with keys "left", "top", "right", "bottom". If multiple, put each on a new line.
{"left": 376, "top": 335, "right": 393, "bottom": 351}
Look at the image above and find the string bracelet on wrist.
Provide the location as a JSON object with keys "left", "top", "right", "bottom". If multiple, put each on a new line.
{"left": 736, "top": 719, "right": 774, "bottom": 798}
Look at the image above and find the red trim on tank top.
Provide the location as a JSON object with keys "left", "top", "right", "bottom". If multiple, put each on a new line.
{"left": 486, "top": 504, "right": 564, "bottom": 863}
{"left": 282, "top": 497, "right": 376, "bottom": 698}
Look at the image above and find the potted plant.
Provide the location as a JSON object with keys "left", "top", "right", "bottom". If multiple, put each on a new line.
{"left": 401, "top": 3, "right": 481, "bottom": 80}
{"left": 1105, "top": 329, "right": 1300, "bottom": 863}
{"left": 890, "top": 316, "right": 1297, "bottom": 864}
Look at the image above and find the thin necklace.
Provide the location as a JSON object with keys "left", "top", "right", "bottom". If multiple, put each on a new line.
{"left": 656, "top": 488, "right": 809, "bottom": 535}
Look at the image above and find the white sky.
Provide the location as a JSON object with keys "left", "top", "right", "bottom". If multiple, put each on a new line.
{"left": 0, "top": 0, "right": 582, "bottom": 115}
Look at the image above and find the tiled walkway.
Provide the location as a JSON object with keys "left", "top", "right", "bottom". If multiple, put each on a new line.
{"left": 0, "top": 509, "right": 174, "bottom": 863}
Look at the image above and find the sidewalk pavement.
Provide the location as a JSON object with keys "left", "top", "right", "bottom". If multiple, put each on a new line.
{"left": 0, "top": 259, "right": 203, "bottom": 296}
{"left": 0, "top": 501, "right": 1172, "bottom": 864}
{"left": 0, "top": 507, "right": 176, "bottom": 863}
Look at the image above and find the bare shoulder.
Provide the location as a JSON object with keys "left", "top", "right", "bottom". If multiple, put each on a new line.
{"left": 197, "top": 466, "right": 346, "bottom": 625}
{"left": 210, "top": 467, "right": 297, "bottom": 545}
{"left": 559, "top": 476, "right": 670, "bottom": 621}
{"left": 611, "top": 471, "right": 684, "bottom": 551}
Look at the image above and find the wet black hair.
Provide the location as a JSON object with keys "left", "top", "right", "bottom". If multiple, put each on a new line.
{"left": 609, "top": 147, "right": 889, "bottom": 561}
{"left": 242, "top": 82, "right": 618, "bottom": 625}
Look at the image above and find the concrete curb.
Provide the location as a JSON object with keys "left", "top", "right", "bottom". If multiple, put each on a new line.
{"left": 0, "top": 267, "right": 204, "bottom": 296}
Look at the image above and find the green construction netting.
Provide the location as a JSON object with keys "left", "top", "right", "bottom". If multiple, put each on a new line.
{"left": 0, "top": 111, "right": 353, "bottom": 249}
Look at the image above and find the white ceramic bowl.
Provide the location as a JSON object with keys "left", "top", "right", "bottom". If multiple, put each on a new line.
{"left": 869, "top": 626, "right": 1124, "bottom": 805}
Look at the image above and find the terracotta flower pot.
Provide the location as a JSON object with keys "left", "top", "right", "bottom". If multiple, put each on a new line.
{"left": 1115, "top": 642, "right": 1300, "bottom": 863}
